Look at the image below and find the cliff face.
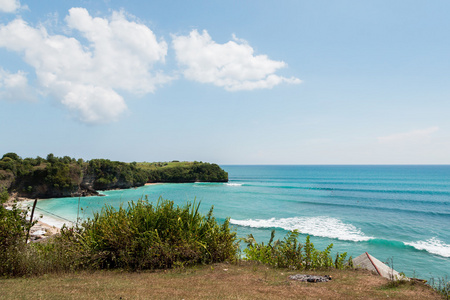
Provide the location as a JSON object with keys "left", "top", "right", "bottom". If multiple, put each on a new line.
{"left": 83, "top": 172, "right": 141, "bottom": 192}
{"left": 10, "top": 165, "right": 92, "bottom": 199}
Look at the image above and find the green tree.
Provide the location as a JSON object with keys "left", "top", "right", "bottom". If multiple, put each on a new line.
{"left": 46, "top": 153, "right": 56, "bottom": 164}
{"left": 2, "top": 153, "right": 21, "bottom": 161}
{"left": 0, "top": 186, "right": 9, "bottom": 203}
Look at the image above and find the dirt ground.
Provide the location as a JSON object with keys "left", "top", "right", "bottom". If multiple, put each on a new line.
{"left": 0, "top": 262, "right": 442, "bottom": 300}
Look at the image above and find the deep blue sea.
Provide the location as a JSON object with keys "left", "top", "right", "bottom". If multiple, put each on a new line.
{"left": 33, "top": 165, "right": 450, "bottom": 280}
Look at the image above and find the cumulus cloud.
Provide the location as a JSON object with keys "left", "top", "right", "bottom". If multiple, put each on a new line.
{"left": 172, "top": 30, "right": 301, "bottom": 91}
{"left": 0, "top": 8, "right": 170, "bottom": 123}
{"left": 0, "top": 0, "right": 24, "bottom": 13}
{"left": 377, "top": 126, "right": 439, "bottom": 144}
{"left": 0, "top": 68, "right": 36, "bottom": 101}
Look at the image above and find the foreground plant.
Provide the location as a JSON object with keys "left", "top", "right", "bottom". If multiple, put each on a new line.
{"left": 58, "top": 197, "right": 238, "bottom": 270}
{"left": 0, "top": 197, "right": 238, "bottom": 276}
{"left": 0, "top": 199, "right": 36, "bottom": 276}
{"left": 243, "top": 230, "right": 348, "bottom": 270}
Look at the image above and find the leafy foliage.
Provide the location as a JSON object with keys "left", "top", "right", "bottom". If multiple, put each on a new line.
{"left": 0, "top": 197, "right": 238, "bottom": 276}
{"left": 63, "top": 197, "right": 238, "bottom": 270}
{"left": 87, "top": 159, "right": 148, "bottom": 190}
{"left": 144, "top": 161, "right": 228, "bottom": 183}
{"left": 0, "top": 186, "right": 9, "bottom": 203}
{"left": 0, "top": 203, "right": 36, "bottom": 277}
{"left": 243, "top": 230, "right": 348, "bottom": 270}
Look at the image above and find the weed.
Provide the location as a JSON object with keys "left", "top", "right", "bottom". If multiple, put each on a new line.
{"left": 242, "top": 230, "right": 348, "bottom": 271}
{"left": 429, "top": 275, "right": 450, "bottom": 299}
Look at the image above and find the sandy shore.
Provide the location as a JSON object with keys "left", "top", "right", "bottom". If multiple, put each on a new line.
{"left": 3, "top": 195, "right": 69, "bottom": 242}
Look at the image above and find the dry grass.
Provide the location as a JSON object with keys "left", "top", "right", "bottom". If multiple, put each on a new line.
{"left": 0, "top": 262, "right": 442, "bottom": 300}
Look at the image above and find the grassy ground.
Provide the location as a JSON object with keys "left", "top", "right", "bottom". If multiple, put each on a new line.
{"left": 0, "top": 262, "right": 441, "bottom": 300}
{"left": 136, "top": 161, "right": 194, "bottom": 171}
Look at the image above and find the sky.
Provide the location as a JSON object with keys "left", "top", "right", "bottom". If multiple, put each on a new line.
{"left": 0, "top": 0, "right": 449, "bottom": 164}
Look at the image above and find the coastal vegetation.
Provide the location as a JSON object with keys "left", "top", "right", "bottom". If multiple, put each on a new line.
{"left": 1, "top": 195, "right": 352, "bottom": 277}
{"left": 140, "top": 161, "right": 228, "bottom": 183}
{"left": 243, "top": 230, "right": 350, "bottom": 270}
{"left": 0, "top": 197, "right": 36, "bottom": 276}
{"left": 57, "top": 197, "right": 238, "bottom": 271}
{"left": 0, "top": 153, "right": 228, "bottom": 199}
{"left": 0, "top": 197, "right": 237, "bottom": 276}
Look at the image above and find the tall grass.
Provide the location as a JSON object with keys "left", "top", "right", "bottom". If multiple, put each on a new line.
{"left": 0, "top": 197, "right": 238, "bottom": 276}
{"left": 0, "top": 201, "right": 36, "bottom": 277}
{"left": 243, "top": 230, "right": 349, "bottom": 270}
{"left": 429, "top": 275, "right": 450, "bottom": 299}
{"left": 67, "top": 196, "right": 238, "bottom": 270}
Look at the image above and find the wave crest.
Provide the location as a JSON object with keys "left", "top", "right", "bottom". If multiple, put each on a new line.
{"left": 406, "top": 237, "right": 450, "bottom": 258}
{"left": 230, "top": 216, "right": 373, "bottom": 242}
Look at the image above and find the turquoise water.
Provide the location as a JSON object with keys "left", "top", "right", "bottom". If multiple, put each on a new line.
{"left": 34, "top": 165, "right": 450, "bottom": 279}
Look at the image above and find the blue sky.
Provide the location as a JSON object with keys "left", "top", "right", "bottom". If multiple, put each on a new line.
{"left": 1, "top": 0, "right": 449, "bottom": 164}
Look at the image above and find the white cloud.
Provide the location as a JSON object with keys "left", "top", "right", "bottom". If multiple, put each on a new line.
{"left": 0, "top": 8, "right": 170, "bottom": 123}
{"left": 377, "top": 126, "right": 439, "bottom": 144}
{"left": 61, "top": 84, "right": 127, "bottom": 124}
{"left": 0, "top": 68, "right": 36, "bottom": 101}
{"left": 172, "top": 30, "right": 301, "bottom": 91}
{"left": 0, "top": 0, "right": 24, "bottom": 13}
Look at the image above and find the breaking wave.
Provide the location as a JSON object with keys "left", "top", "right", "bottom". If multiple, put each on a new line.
{"left": 230, "top": 216, "right": 373, "bottom": 242}
{"left": 406, "top": 237, "right": 450, "bottom": 258}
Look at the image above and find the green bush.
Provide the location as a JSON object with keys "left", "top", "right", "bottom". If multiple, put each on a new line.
{"left": 54, "top": 197, "right": 238, "bottom": 271}
{"left": 243, "top": 230, "right": 348, "bottom": 270}
{"left": 0, "top": 203, "right": 35, "bottom": 277}
{"left": 1, "top": 197, "right": 238, "bottom": 277}
{"left": 0, "top": 186, "right": 9, "bottom": 203}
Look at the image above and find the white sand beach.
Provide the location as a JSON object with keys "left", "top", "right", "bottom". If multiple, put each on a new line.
{"left": 4, "top": 196, "right": 72, "bottom": 241}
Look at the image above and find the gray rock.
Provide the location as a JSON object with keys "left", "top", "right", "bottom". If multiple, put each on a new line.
{"left": 289, "top": 274, "right": 332, "bottom": 282}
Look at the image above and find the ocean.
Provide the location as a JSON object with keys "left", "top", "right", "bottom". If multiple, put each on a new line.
{"left": 33, "top": 165, "right": 450, "bottom": 280}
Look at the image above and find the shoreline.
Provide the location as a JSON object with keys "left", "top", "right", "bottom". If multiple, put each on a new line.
{"left": 4, "top": 196, "right": 72, "bottom": 241}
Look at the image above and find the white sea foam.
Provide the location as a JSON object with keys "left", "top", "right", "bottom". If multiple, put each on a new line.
{"left": 230, "top": 216, "right": 373, "bottom": 242}
{"left": 406, "top": 237, "right": 450, "bottom": 258}
{"left": 226, "top": 183, "right": 243, "bottom": 186}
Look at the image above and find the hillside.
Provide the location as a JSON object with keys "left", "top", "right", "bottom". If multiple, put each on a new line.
{"left": 0, "top": 153, "right": 228, "bottom": 199}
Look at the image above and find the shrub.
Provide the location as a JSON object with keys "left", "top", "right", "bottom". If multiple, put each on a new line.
{"left": 56, "top": 197, "right": 238, "bottom": 270}
{"left": 1, "top": 197, "right": 238, "bottom": 276}
{"left": 243, "top": 230, "right": 347, "bottom": 271}
{"left": 0, "top": 203, "right": 35, "bottom": 277}
{"left": 429, "top": 276, "right": 450, "bottom": 299}
{"left": 0, "top": 186, "right": 9, "bottom": 203}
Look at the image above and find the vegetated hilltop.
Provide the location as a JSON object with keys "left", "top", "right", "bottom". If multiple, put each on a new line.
{"left": 0, "top": 153, "right": 228, "bottom": 199}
